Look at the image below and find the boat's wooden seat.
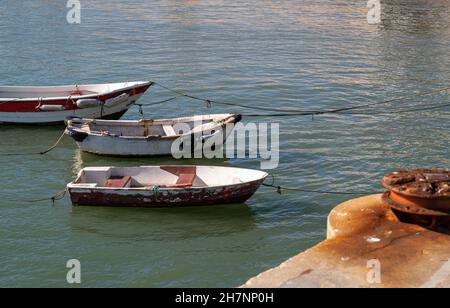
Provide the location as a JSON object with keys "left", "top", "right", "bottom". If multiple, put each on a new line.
{"left": 160, "top": 166, "right": 196, "bottom": 188}
{"left": 105, "top": 176, "right": 132, "bottom": 188}
{"left": 172, "top": 173, "right": 196, "bottom": 188}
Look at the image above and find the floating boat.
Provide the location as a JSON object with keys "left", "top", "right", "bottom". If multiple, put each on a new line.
{"left": 65, "top": 114, "right": 242, "bottom": 156}
{"left": 0, "top": 81, "right": 153, "bottom": 124}
{"left": 67, "top": 165, "right": 268, "bottom": 207}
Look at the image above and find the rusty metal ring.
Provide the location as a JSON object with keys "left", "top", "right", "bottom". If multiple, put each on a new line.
{"left": 382, "top": 169, "right": 450, "bottom": 201}
{"left": 382, "top": 191, "right": 449, "bottom": 217}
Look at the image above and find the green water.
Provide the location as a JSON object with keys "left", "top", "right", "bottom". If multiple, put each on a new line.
{"left": 0, "top": 0, "right": 449, "bottom": 287}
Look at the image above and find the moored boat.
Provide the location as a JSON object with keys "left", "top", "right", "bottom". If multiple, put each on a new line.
{"left": 67, "top": 165, "right": 268, "bottom": 207}
{"left": 0, "top": 81, "right": 153, "bottom": 124}
{"left": 65, "top": 114, "right": 242, "bottom": 157}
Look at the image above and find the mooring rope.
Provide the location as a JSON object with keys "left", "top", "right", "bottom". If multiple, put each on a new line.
{"left": 151, "top": 81, "right": 322, "bottom": 113}
{"left": 262, "top": 183, "right": 383, "bottom": 195}
{"left": 39, "top": 130, "right": 66, "bottom": 155}
{"left": 150, "top": 81, "right": 450, "bottom": 117}
{"left": 0, "top": 83, "right": 448, "bottom": 157}
{"left": 133, "top": 96, "right": 183, "bottom": 117}
{"left": 336, "top": 102, "right": 450, "bottom": 115}
{"left": 0, "top": 129, "right": 66, "bottom": 156}
{"left": 24, "top": 188, "right": 68, "bottom": 205}
{"left": 244, "top": 101, "right": 450, "bottom": 117}
{"left": 150, "top": 96, "right": 182, "bottom": 106}
{"left": 262, "top": 174, "right": 383, "bottom": 195}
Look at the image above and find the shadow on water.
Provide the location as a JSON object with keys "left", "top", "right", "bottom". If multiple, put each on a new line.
{"left": 67, "top": 203, "right": 257, "bottom": 242}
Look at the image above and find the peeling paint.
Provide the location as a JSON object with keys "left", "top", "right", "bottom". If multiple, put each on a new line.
{"left": 69, "top": 179, "right": 265, "bottom": 208}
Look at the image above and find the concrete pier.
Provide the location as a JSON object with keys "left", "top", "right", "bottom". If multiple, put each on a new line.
{"left": 242, "top": 194, "right": 450, "bottom": 288}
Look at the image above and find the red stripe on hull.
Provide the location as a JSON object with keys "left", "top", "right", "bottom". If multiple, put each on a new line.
{"left": 0, "top": 85, "right": 150, "bottom": 113}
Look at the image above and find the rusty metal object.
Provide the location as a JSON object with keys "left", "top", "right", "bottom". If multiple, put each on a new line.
{"left": 382, "top": 169, "right": 450, "bottom": 210}
{"left": 382, "top": 192, "right": 449, "bottom": 217}
{"left": 381, "top": 169, "right": 450, "bottom": 231}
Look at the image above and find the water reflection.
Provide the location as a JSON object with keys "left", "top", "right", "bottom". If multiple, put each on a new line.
{"left": 68, "top": 203, "right": 257, "bottom": 241}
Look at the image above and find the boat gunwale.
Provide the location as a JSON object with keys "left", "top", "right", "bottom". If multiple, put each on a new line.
{"left": 68, "top": 166, "right": 268, "bottom": 192}
{"left": 67, "top": 178, "right": 267, "bottom": 192}
{"left": 0, "top": 81, "right": 153, "bottom": 102}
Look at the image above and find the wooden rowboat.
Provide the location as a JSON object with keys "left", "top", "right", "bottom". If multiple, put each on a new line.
{"left": 0, "top": 81, "right": 153, "bottom": 124}
{"left": 67, "top": 165, "right": 268, "bottom": 207}
{"left": 65, "top": 114, "right": 242, "bottom": 157}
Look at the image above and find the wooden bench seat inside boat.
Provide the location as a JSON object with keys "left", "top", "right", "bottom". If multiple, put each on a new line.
{"left": 105, "top": 176, "right": 132, "bottom": 188}
{"left": 172, "top": 173, "right": 196, "bottom": 188}
{"left": 160, "top": 166, "right": 197, "bottom": 188}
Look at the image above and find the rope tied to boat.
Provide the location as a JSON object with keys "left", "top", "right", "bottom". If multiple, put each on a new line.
{"left": 24, "top": 188, "right": 67, "bottom": 205}
{"left": 135, "top": 103, "right": 145, "bottom": 118}
{"left": 132, "top": 95, "right": 186, "bottom": 118}
{"left": 0, "top": 129, "right": 66, "bottom": 156}
{"left": 39, "top": 130, "right": 66, "bottom": 155}
{"left": 262, "top": 174, "right": 383, "bottom": 196}
{"left": 35, "top": 97, "right": 43, "bottom": 110}
{"left": 51, "top": 188, "right": 68, "bottom": 205}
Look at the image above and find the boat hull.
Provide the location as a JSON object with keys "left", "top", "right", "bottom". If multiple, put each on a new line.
{"left": 67, "top": 114, "right": 241, "bottom": 157}
{"left": 72, "top": 124, "right": 234, "bottom": 157}
{"left": 68, "top": 179, "right": 265, "bottom": 208}
{"left": 0, "top": 82, "right": 151, "bottom": 124}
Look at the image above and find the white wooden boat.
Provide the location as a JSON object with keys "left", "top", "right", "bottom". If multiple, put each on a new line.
{"left": 67, "top": 165, "right": 268, "bottom": 207}
{"left": 0, "top": 81, "right": 153, "bottom": 124}
{"left": 65, "top": 114, "right": 242, "bottom": 157}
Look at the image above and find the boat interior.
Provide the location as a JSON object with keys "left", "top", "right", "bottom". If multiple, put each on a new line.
{"left": 0, "top": 82, "right": 143, "bottom": 100}
{"left": 74, "top": 114, "right": 235, "bottom": 138}
{"left": 70, "top": 166, "right": 267, "bottom": 189}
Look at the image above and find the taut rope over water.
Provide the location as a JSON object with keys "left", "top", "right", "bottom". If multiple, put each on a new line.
{"left": 24, "top": 188, "right": 68, "bottom": 205}
{"left": 262, "top": 174, "right": 383, "bottom": 196}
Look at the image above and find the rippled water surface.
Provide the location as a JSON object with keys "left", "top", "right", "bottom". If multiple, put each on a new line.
{"left": 0, "top": 0, "right": 449, "bottom": 287}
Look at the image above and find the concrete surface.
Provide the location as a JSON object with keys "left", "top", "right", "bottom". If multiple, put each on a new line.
{"left": 242, "top": 194, "right": 450, "bottom": 288}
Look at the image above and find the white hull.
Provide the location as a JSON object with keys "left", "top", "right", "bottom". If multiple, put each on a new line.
{"left": 76, "top": 125, "right": 233, "bottom": 156}
{"left": 66, "top": 114, "right": 242, "bottom": 157}
{"left": 67, "top": 165, "right": 268, "bottom": 207}
{"left": 0, "top": 81, "right": 152, "bottom": 124}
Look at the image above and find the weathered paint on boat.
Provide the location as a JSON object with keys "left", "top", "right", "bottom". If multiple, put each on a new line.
{"left": 65, "top": 114, "right": 242, "bottom": 156}
{"left": 67, "top": 166, "right": 268, "bottom": 208}
{"left": 0, "top": 81, "right": 152, "bottom": 124}
{"left": 69, "top": 181, "right": 264, "bottom": 207}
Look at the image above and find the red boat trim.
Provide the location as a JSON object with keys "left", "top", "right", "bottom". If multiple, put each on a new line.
{"left": 0, "top": 84, "right": 151, "bottom": 113}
